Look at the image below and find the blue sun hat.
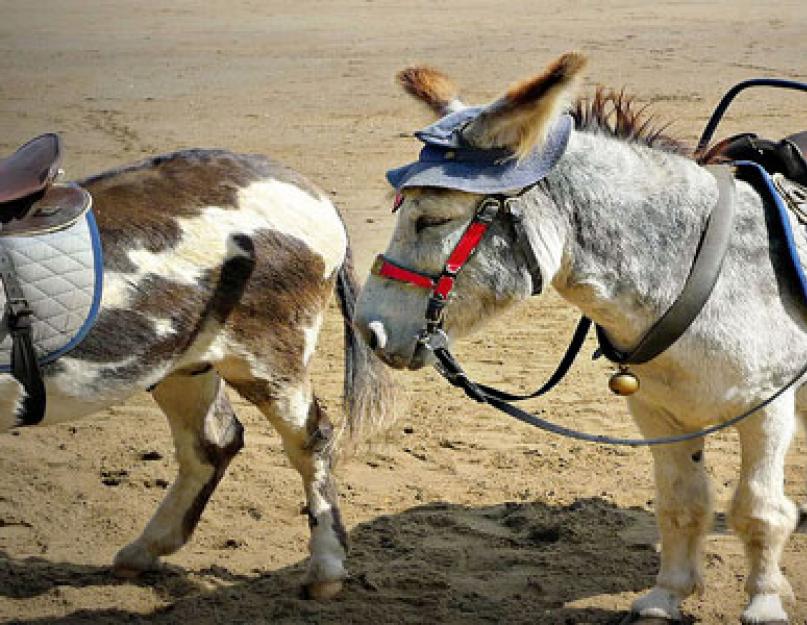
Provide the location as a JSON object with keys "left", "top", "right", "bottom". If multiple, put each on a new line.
{"left": 386, "top": 107, "right": 573, "bottom": 194}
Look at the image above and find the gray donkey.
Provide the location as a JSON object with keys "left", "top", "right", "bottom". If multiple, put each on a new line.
{"left": 356, "top": 53, "right": 806, "bottom": 623}
{"left": 0, "top": 147, "right": 395, "bottom": 599}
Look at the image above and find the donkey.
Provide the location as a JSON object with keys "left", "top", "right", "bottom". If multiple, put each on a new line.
{"left": 0, "top": 147, "right": 395, "bottom": 599}
{"left": 355, "top": 53, "right": 807, "bottom": 623}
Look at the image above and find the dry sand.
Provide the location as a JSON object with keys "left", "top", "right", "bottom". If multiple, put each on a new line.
{"left": 0, "top": 1, "right": 805, "bottom": 623}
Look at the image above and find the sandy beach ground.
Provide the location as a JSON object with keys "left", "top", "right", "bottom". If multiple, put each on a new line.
{"left": 0, "top": 2, "right": 805, "bottom": 623}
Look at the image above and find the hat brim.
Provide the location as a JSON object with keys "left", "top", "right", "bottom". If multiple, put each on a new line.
{"left": 386, "top": 114, "right": 572, "bottom": 194}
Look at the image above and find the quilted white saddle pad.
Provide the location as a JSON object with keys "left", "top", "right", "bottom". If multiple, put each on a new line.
{"left": 0, "top": 211, "right": 103, "bottom": 371}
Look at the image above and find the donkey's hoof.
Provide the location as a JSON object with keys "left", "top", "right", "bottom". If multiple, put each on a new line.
{"left": 112, "top": 543, "right": 159, "bottom": 578}
{"left": 618, "top": 613, "right": 681, "bottom": 625}
{"left": 302, "top": 580, "right": 343, "bottom": 600}
{"left": 741, "top": 593, "right": 789, "bottom": 624}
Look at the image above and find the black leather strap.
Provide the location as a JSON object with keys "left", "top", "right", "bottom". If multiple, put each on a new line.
{"left": 433, "top": 316, "right": 592, "bottom": 403}
{"left": 0, "top": 246, "right": 45, "bottom": 425}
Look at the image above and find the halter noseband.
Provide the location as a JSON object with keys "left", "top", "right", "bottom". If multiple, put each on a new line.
{"left": 371, "top": 191, "right": 541, "bottom": 349}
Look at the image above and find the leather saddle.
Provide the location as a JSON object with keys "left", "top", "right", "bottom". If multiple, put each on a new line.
{"left": 0, "top": 134, "right": 94, "bottom": 426}
{"left": 0, "top": 133, "right": 91, "bottom": 236}
{"left": 700, "top": 130, "right": 807, "bottom": 187}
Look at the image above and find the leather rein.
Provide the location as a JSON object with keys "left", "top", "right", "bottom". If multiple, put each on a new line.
{"left": 372, "top": 165, "right": 807, "bottom": 447}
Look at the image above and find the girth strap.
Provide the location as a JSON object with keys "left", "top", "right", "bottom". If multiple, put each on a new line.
{"left": 0, "top": 247, "right": 45, "bottom": 425}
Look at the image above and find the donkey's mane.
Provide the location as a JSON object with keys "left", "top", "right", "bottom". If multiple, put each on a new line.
{"left": 571, "top": 87, "right": 689, "bottom": 155}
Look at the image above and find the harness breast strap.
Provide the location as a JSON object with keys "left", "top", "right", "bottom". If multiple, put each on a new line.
{"left": 596, "top": 165, "right": 737, "bottom": 364}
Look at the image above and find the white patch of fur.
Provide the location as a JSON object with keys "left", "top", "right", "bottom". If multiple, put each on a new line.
{"left": 305, "top": 480, "right": 347, "bottom": 582}
{"left": 286, "top": 385, "right": 311, "bottom": 429}
{"left": 237, "top": 180, "right": 346, "bottom": 278}
{"left": 307, "top": 517, "right": 348, "bottom": 582}
{"left": 522, "top": 211, "right": 564, "bottom": 287}
{"left": 631, "top": 586, "right": 682, "bottom": 620}
{"left": 152, "top": 317, "right": 175, "bottom": 338}
{"left": 742, "top": 593, "right": 788, "bottom": 623}
{"left": 173, "top": 322, "right": 229, "bottom": 371}
{"left": 104, "top": 180, "right": 345, "bottom": 315}
{"left": 445, "top": 98, "right": 467, "bottom": 114}
{"left": 302, "top": 312, "right": 323, "bottom": 367}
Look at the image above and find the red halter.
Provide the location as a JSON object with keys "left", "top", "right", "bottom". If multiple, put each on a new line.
{"left": 371, "top": 196, "right": 508, "bottom": 340}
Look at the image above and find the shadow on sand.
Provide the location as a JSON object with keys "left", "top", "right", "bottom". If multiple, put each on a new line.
{"left": 1, "top": 497, "right": 662, "bottom": 625}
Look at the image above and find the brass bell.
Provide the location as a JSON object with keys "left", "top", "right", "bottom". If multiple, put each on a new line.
{"left": 608, "top": 367, "right": 640, "bottom": 396}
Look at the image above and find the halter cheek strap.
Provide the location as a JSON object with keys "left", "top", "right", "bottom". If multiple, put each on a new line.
{"left": 371, "top": 193, "right": 543, "bottom": 342}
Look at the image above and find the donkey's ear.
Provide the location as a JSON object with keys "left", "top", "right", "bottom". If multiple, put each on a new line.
{"left": 462, "top": 52, "right": 586, "bottom": 157}
{"left": 397, "top": 66, "right": 467, "bottom": 117}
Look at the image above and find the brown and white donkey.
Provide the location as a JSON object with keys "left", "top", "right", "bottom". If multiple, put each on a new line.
{"left": 0, "top": 148, "right": 395, "bottom": 599}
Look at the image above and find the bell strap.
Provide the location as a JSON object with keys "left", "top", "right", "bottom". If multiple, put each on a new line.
{"left": 596, "top": 164, "right": 736, "bottom": 365}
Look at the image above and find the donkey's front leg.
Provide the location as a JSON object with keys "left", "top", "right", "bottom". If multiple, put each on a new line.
{"left": 730, "top": 391, "right": 797, "bottom": 625}
{"left": 629, "top": 399, "right": 712, "bottom": 622}
{"left": 113, "top": 369, "right": 244, "bottom": 575}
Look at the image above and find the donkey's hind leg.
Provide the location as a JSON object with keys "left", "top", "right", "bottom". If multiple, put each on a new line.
{"left": 222, "top": 364, "right": 347, "bottom": 599}
{"left": 113, "top": 368, "right": 243, "bottom": 576}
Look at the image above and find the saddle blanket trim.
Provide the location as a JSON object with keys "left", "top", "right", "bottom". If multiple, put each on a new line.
{"left": 0, "top": 209, "right": 103, "bottom": 372}
{"left": 736, "top": 160, "right": 807, "bottom": 307}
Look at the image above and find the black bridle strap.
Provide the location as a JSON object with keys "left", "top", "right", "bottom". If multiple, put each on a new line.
{"left": 433, "top": 334, "right": 807, "bottom": 447}
{"left": 433, "top": 316, "right": 592, "bottom": 402}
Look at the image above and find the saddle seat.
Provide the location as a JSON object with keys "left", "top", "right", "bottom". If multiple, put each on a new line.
{"left": 0, "top": 134, "right": 91, "bottom": 236}
{"left": 701, "top": 130, "right": 807, "bottom": 187}
{"left": 0, "top": 133, "right": 62, "bottom": 203}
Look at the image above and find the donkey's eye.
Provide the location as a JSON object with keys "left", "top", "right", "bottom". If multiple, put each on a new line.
{"left": 415, "top": 215, "right": 451, "bottom": 233}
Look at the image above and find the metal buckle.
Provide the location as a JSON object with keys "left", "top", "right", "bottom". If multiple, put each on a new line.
{"left": 370, "top": 255, "right": 385, "bottom": 275}
{"left": 417, "top": 328, "right": 449, "bottom": 351}
{"left": 5, "top": 299, "right": 32, "bottom": 330}
{"left": 502, "top": 197, "right": 522, "bottom": 219}
{"left": 476, "top": 197, "right": 501, "bottom": 223}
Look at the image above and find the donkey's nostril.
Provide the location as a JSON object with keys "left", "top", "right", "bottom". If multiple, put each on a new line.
{"left": 367, "top": 321, "right": 388, "bottom": 351}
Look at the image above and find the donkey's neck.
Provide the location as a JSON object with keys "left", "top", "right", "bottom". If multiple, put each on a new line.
{"left": 543, "top": 130, "right": 717, "bottom": 348}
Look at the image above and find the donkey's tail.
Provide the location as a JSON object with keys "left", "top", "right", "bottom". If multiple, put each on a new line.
{"left": 333, "top": 242, "right": 398, "bottom": 453}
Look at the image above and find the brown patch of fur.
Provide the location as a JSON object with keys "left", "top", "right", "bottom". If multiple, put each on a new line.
{"left": 80, "top": 150, "right": 322, "bottom": 271}
{"left": 224, "top": 229, "right": 334, "bottom": 402}
{"left": 182, "top": 392, "right": 245, "bottom": 542}
{"left": 572, "top": 87, "right": 689, "bottom": 155}
{"left": 68, "top": 242, "right": 252, "bottom": 387}
{"left": 397, "top": 66, "right": 460, "bottom": 115}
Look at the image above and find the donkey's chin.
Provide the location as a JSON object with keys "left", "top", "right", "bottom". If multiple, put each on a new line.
{"left": 375, "top": 342, "right": 434, "bottom": 370}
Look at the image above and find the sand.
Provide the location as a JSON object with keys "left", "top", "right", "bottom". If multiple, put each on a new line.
{"left": 0, "top": 1, "right": 805, "bottom": 623}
